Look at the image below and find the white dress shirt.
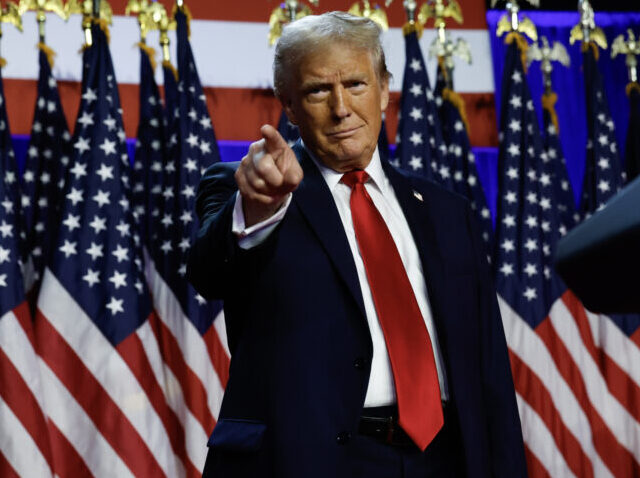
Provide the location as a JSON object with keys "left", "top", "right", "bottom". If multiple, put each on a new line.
{"left": 232, "top": 147, "right": 448, "bottom": 406}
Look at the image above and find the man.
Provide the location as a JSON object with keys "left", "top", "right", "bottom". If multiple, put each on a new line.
{"left": 188, "top": 11, "right": 527, "bottom": 478}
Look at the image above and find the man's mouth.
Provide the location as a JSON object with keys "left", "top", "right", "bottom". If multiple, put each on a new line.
{"left": 327, "top": 126, "right": 362, "bottom": 139}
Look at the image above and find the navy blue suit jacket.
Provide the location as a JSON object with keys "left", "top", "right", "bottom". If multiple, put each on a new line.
{"left": 187, "top": 144, "right": 527, "bottom": 478}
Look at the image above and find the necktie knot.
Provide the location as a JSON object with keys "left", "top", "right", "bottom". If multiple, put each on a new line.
{"left": 341, "top": 170, "right": 369, "bottom": 189}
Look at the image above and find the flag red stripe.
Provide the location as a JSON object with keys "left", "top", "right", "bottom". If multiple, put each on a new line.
{"left": 46, "top": 420, "right": 93, "bottom": 478}
{"left": 147, "top": 312, "right": 216, "bottom": 435}
{"left": 0, "top": 450, "right": 20, "bottom": 478}
{"left": 3, "top": 79, "right": 499, "bottom": 148}
{"left": 509, "top": 350, "right": 594, "bottom": 478}
{"left": 35, "top": 312, "right": 166, "bottom": 478}
{"left": 524, "top": 446, "right": 552, "bottom": 478}
{"left": 632, "top": 328, "right": 640, "bottom": 349}
{"left": 116, "top": 321, "right": 201, "bottom": 478}
{"left": 202, "top": 324, "right": 230, "bottom": 389}
{"left": 563, "top": 292, "right": 640, "bottom": 422}
{"left": 0, "top": 348, "right": 53, "bottom": 471}
{"left": 12, "top": 302, "right": 36, "bottom": 350}
{"left": 536, "top": 319, "right": 640, "bottom": 477}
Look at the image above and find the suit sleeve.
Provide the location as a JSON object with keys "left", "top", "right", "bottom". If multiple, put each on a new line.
{"left": 187, "top": 162, "right": 241, "bottom": 300}
{"left": 466, "top": 205, "right": 528, "bottom": 478}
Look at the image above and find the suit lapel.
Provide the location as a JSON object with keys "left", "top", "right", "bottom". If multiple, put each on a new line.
{"left": 382, "top": 161, "right": 446, "bottom": 286}
{"left": 291, "top": 145, "right": 367, "bottom": 320}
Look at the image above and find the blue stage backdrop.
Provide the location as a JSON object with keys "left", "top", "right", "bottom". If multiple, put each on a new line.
{"left": 487, "top": 10, "right": 640, "bottom": 207}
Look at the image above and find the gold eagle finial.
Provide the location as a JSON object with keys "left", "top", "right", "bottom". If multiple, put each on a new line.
{"left": 419, "top": 0, "right": 463, "bottom": 30}
{"left": 0, "top": 2, "right": 23, "bottom": 33}
{"left": 65, "top": 0, "right": 113, "bottom": 47}
{"left": 527, "top": 36, "right": 570, "bottom": 93}
{"left": 348, "top": 0, "right": 393, "bottom": 31}
{"left": 268, "top": 1, "right": 318, "bottom": 46}
{"left": 491, "top": 0, "right": 538, "bottom": 42}
{"left": 612, "top": 29, "right": 640, "bottom": 83}
{"left": 569, "top": 0, "right": 607, "bottom": 51}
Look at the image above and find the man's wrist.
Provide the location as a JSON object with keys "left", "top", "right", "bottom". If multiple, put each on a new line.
{"left": 232, "top": 192, "right": 292, "bottom": 249}
{"left": 243, "top": 197, "right": 288, "bottom": 228}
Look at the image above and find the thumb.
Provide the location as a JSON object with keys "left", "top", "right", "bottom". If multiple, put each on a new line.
{"left": 261, "top": 124, "right": 289, "bottom": 156}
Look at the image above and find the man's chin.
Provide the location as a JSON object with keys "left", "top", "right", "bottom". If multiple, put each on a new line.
{"left": 321, "top": 148, "right": 373, "bottom": 172}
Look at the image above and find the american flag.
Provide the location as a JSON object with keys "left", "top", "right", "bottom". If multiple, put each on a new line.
{"left": 434, "top": 62, "right": 494, "bottom": 257}
{"left": 0, "top": 56, "right": 54, "bottom": 477}
{"left": 580, "top": 46, "right": 625, "bottom": 217}
{"left": 22, "top": 48, "right": 72, "bottom": 297}
{"left": 133, "top": 40, "right": 208, "bottom": 476}
{"left": 494, "top": 37, "right": 640, "bottom": 477}
{"left": 393, "top": 26, "right": 452, "bottom": 188}
{"left": 624, "top": 82, "right": 640, "bottom": 182}
{"left": 132, "top": 45, "right": 166, "bottom": 247}
{"left": 540, "top": 91, "right": 576, "bottom": 235}
{"left": 34, "top": 24, "right": 186, "bottom": 476}
{"left": 142, "top": 8, "right": 230, "bottom": 474}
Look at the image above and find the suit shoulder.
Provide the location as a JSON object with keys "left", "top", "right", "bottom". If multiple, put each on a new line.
{"left": 196, "top": 161, "right": 240, "bottom": 220}
{"left": 201, "top": 161, "right": 239, "bottom": 184}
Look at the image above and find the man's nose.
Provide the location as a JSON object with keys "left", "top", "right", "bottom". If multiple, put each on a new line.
{"left": 330, "top": 87, "right": 350, "bottom": 119}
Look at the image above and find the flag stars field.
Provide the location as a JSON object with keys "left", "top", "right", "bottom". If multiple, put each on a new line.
{"left": 59, "top": 240, "right": 77, "bottom": 257}
{"left": 74, "top": 137, "right": 91, "bottom": 154}
{"left": 86, "top": 242, "right": 103, "bottom": 261}
{"left": 70, "top": 162, "right": 87, "bottom": 179}
{"left": 105, "top": 296, "right": 124, "bottom": 315}
{"left": 83, "top": 268, "right": 100, "bottom": 287}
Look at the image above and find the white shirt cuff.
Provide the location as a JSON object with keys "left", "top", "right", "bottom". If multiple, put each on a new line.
{"left": 232, "top": 192, "right": 292, "bottom": 250}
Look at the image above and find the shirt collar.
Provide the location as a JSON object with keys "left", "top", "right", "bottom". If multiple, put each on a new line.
{"left": 304, "top": 143, "right": 386, "bottom": 193}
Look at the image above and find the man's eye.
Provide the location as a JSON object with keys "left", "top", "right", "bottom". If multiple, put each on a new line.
{"left": 306, "top": 87, "right": 329, "bottom": 100}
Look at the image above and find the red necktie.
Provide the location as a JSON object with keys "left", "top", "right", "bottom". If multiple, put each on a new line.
{"left": 342, "top": 170, "right": 443, "bottom": 451}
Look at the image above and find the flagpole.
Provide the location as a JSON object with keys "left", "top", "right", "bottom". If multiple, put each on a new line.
{"left": 37, "top": 9, "right": 45, "bottom": 43}
{"left": 93, "top": 0, "right": 100, "bottom": 18}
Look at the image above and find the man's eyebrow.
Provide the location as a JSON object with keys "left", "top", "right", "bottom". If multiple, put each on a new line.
{"left": 301, "top": 73, "right": 369, "bottom": 90}
{"left": 300, "top": 79, "right": 331, "bottom": 90}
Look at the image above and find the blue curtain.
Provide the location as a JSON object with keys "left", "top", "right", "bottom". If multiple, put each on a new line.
{"left": 487, "top": 11, "right": 640, "bottom": 206}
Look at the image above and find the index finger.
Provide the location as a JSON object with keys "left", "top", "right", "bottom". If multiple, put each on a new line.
{"left": 261, "top": 124, "right": 289, "bottom": 156}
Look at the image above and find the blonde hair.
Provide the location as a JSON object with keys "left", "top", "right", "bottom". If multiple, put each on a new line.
{"left": 273, "top": 11, "right": 390, "bottom": 98}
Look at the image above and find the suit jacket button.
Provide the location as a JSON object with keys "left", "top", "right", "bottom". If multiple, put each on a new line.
{"left": 336, "top": 432, "right": 351, "bottom": 445}
{"left": 353, "top": 357, "right": 366, "bottom": 370}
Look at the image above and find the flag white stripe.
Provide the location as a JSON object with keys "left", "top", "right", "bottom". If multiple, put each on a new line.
{"left": 3, "top": 12, "right": 495, "bottom": 94}
{"left": 0, "top": 396, "right": 51, "bottom": 477}
{"left": 584, "top": 308, "right": 640, "bottom": 387}
{"left": 136, "top": 321, "right": 209, "bottom": 471}
{"left": 135, "top": 321, "right": 169, "bottom": 402}
{"left": 498, "top": 295, "right": 614, "bottom": 477}
{"left": 144, "top": 255, "right": 225, "bottom": 419}
{"left": 37, "top": 268, "right": 179, "bottom": 477}
{"left": 37, "top": 359, "right": 134, "bottom": 478}
{"left": 0, "top": 310, "right": 46, "bottom": 412}
{"left": 516, "top": 393, "right": 579, "bottom": 478}
{"left": 164, "top": 362, "right": 210, "bottom": 472}
{"left": 549, "top": 299, "right": 640, "bottom": 461}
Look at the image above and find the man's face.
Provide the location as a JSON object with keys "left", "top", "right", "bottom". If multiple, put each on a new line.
{"left": 282, "top": 43, "right": 389, "bottom": 172}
